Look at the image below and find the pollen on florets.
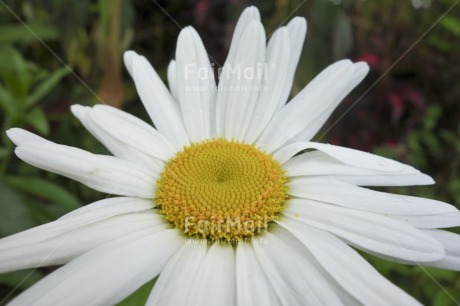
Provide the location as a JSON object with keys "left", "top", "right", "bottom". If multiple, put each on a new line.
{"left": 155, "top": 138, "right": 288, "bottom": 242}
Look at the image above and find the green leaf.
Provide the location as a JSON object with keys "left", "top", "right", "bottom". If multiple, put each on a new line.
{"left": 0, "top": 84, "right": 16, "bottom": 115}
{"left": 0, "top": 24, "right": 59, "bottom": 43}
{"left": 448, "top": 179, "right": 460, "bottom": 204}
{"left": 440, "top": 130, "right": 460, "bottom": 152}
{"left": 0, "top": 269, "right": 43, "bottom": 290}
{"left": 433, "top": 288, "right": 460, "bottom": 306}
{"left": 24, "top": 107, "right": 49, "bottom": 134}
{"left": 0, "top": 181, "right": 38, "bottom": 236}
{"left": 428, "top": 35, "right": 452, "bottom": 52}
{"left": 117, "top": 278, "right": 157, "bottom": 306}
{"left": 423, "top": 106, "right": 441, "bottom": 131}
{"left": 415, "top": 266, "right": 456, "bottom": 281}
{"left": 0, "top": 146, "right": 10, "bottom": 159}
{"left": 420, "top": 132, "right": 440, "bottom": 153}
{"left": 439, "top": 15, "right": 460, "bottom": 37}
{"left": 4, "top": 176, "right": 81, "bottom": 213}
{"left": 0, "top": 46, "right": 29, "bottom": 102}
{"left": 0, "top": 46, "right": 26, "bottom": 74}
{"left": 333, "top": 12, "right": 353, "bottom": 59}
{"left": 27, "top": 67, "right": 70, "bottom": 108}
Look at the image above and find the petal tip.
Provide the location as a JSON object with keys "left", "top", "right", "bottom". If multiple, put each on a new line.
{"left": 7, "top": 128, "right": 45, "bottom": 146}
{"left": 289, "top": 16, "right": 307, "bottom": 28}
{"left": 418, "top": 173, "right": 435, "bottom": 185}
{"left": 6, "top": 128, "right": 23, "bottom": 145}
{"left": 243, "top": 6, "right": 261, "bottom": 20}
{"left": 354, "top": 61, "right": 370, "bottom": 75}
{"left": 70, "top": 104, "right": 84, "bottom": 115}
{"left": 123, "top": 50, "right": 138, "bottom": 74}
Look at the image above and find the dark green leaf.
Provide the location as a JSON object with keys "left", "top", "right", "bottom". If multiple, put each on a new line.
{"left": 448, "top": 179, "right": 460, "bottom": 204}
{"left": 0, "top": 181, "right": 38, "bottom": 236}
{"left": 4, "top": 176, "right": 81, "bottom": 212}
{"left": 439, "top": 16, "right": 460, "bottom": 37}
{"left": 423, "top": 106, "right": 441, "bottom": 131}
{"left": 0, "top": 269, "right": 43, "bottom": 290}
{"left": 432, "top": 288, "right": 460, "bottom": 306}
{"left": 27, "top": 67, "right": 70, "bottom": 108}
{"left": 0, "top": 146, "right": 10, "bottom": 159}
{"left": 333, "top": 12, "right": 353, "bottom": 59}
{"left": 117, "top": 278, "right": 157, "bottom": 306}
{"left": 0, "top": 84, "right": 16, "bottom": 115}
{"left": 24, "top": 107, "right": 49, "bottom": 134}
{"left": 428, "top": 35, "right": 452, "bottom": 52}
{"left": 0, "top": 46, "right": 29, "bottom": 102}
{"left": 0, "top": 24, "right": 59, "bottom": 43}
{"left": 414, "top": 266, "right": 456, "bottom": 281}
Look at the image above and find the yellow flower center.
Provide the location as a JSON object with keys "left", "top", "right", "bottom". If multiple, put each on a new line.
{"left": 155, "top": 139, "right": 288, "bottom": 242}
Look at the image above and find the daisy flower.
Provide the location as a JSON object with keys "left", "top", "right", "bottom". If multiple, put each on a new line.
{"left": 1, "top": 6, "right": 459, "bottom": 306}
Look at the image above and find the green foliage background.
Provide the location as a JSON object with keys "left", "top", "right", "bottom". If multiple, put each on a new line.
{"left": 0, "top": 0, "right": 459, "bottom": 304}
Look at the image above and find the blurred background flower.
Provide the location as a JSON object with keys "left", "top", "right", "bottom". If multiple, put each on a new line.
{"left": 0, "top": 0, "right": 458, "bottom": 304}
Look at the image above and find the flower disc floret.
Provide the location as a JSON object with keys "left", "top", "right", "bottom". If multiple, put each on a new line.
{"left": 156, "top": 139, "right": 288, "bottom": 241}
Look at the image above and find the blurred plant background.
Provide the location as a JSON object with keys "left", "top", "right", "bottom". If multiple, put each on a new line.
{"left": 0, "top": 0, "right": 459, "bottom": 304}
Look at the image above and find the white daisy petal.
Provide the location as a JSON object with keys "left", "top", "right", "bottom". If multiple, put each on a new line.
{"left": 284, "top": 199, "right": 445, "bottom": 262}
{"left": 390, "top": 212, "right": 460, "bottom": 229}
{"left": 215, "top": 6, "right": 260, "bottom": 137}
{"left": 123, "top": 49, "right": 135, "bottom": 75}
{"left": 225, "top": 6, "right": 261, "bottom": 66}
{"left": 0, "top": 197, "right": 154, "bottom": 250}
{"left": 279, "top": 141, "right": 432, "bottom": 177}
{"left": 421, "top": 229, "right": 460, "bottom": 271}
{"left": 0, "top": 212, "right": 166, "bottom": 273}
{"left": 71, "top": 105, "right": 164, "bottom": 174}
{"left": 269, "top": 225, "right": 360, "bottom": 306}
{"left": 257, "top": 60, "right": 357, "bottom": 153}
{"left": 90, "top": 105, "right": 175, "bottom": 161}
{"left": 126, "top": 51, "right": 190, "bottom": 150}
{"left": 176, "top": 27, "right": 216, "bottom": 141}
{"left": 270, "top": 225, "right": 360, "bottom": 305}
{"left": 6, "top": 128, "right": 51, "bottom": 146}
{"left": 251, "top": 240, "right": 303, "bottom": 305}
{"left": 9, "top": 229, "right": 182, "bottom": 306}
{"left": 253, "top": 230, "right": 343, "bottom": 305}
{"left": 244, "top": 27, "right": 290, "bottom": 143}
{"left": 274, "top": 148, "right": 433, "bottom": 186}
{"left": 278, "top": 219, "right": 423, "bottom": 306}
{"left": 167, "top": 60, "right": 179, "bottom": 101}
{"left": 271, "top": 141, "right": 313, "bottom": 164}
{"left": 147, "top": 241, "right": 207, "bottom": 306}
{"left": 14, "top": 141, "right": 156, "bottom": 198}
{"left": 62, "top": 197, "right": 154, "bottom": 219}
{"left": 288, "top": 178, "right": 455, "bottom": 215}
{"left": 276, "top": 17, "right": 307, "bottom": 110}
{"left": 187, "top": 243, "right": 235, "bottom": 306}
{"left": 236, "top": 242, "right": 280, "bottom": 306}
{"left": 290, "top": 62, "right": 369, "bottom": 143}
{"left": 72, "top": 104, "right": 175, "bottom": 161}
{"left": 216, "top": 21, "right": 266, "bottom": 141}
{"left": 329, "top": 173, "right": 435, "bottom": 187}
{"left": 269, "top": 226, "right": 359, "bottom": 305}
